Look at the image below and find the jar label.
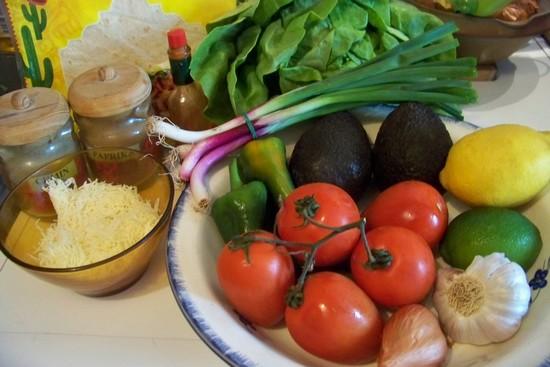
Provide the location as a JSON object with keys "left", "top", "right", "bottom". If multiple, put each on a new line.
{"left": 29, "top": 159, "right": 83, "bottom": 190}
{"left": 88, "top": 147, "right": 135, "bottom": 183}
{"left": 88, "top": 140, "right": 162, "bottom": 184}
{"left": 18, "top": 157, "right": 88, "bottom": 217}
{"left": 90, "top": 148, "right": 135, "bottom": 163}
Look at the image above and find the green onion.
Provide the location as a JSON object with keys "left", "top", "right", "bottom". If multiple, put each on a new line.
{"left": 147, "top": 22, "right": 478, "bottom": 209}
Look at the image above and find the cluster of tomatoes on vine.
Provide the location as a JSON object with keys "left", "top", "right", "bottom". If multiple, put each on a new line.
{"left": 216, "top": 180, "right": 448, "bottom": 364}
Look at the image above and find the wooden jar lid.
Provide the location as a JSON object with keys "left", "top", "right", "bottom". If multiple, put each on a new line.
{"left": 0, "top": 87, "right": 70, "bottom": 146}
{"left": 68, "top": 63, "right": 152, "bottom": 118}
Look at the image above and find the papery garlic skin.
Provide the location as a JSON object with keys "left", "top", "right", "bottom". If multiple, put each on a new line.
{"left": 433, "top": 253, "right": 531, "bottom": 346}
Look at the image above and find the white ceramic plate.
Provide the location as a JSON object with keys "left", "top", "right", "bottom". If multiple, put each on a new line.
{"left": 166, "top": 106, "right": 550, "bottom": 367}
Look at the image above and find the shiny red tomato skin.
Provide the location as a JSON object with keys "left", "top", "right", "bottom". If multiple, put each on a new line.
{"left": 363, "top": 180, "right": 448, "bottom": 249}
{"left": 285, "top": 272, "right": 383, "bottom": 364}
{"left": 217, "top": 231, "right": 295, "bottom": 327}
{"left": 350, "top": 226, "right": 436, "bottom": 309}
{"left": 277, "top": 183, "right": 360, "bottom": 266}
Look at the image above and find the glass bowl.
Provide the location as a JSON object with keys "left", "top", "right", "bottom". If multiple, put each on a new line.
{"left": 407, "top": 0, "right": 550, "bottom": 65}
{"left": 0, "top": 148, "right": 175, "bottom": 296}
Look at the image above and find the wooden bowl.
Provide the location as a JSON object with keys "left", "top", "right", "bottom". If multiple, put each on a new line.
{"left": 408, "top": 0, "right": 550, "bottom": 66}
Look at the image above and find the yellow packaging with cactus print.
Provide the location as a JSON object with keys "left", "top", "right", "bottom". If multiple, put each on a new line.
{"left": 3, "top": 0, "right": 235, "bottom": 94}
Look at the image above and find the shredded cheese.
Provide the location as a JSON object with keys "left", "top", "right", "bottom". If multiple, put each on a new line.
{"left": 36, "top": 178, "right": 161, "bottom": 268}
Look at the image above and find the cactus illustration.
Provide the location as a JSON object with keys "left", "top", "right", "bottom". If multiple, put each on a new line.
{"left": 21, "top": 4, "right": 47, "bottom": 40}
{"left": 21, "top": 25, "right": 53, "bottom": 87}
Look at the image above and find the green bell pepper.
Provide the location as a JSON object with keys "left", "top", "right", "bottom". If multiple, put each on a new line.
{"left": 237, "top": 136, "right": 295, "bottom": 205}
{"left": 211, "top": 158, "right": 268, "bottom": 243}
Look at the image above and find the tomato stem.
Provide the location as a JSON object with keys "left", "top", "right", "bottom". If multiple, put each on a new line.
{"left": 294, "top": 195, "right": 319, "bottom": 226}
{"left": 286, "top": 252, "right": 316, "bottom": 309}
{"left": 230, "top": 233, "right": 316, "bottom": 251}
{"left": 285, "top": 219, "right": 361, "bottom": 309}
{"left": 232, "top": 195, "right": 392, "bottom": 308}
{"left": 295, "top": 195, "right": 355, "bottom": 231}
{"left": 228, "top": 233, "right": 255, "bottom": 263}
{"left": 359, "top": 219, "right": 393, "bottom": 270}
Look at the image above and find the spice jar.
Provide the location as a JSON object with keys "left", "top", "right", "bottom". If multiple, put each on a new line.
{"left": 0, "top": 87, "right": 87, "bottom": 216}
{"left": 68, "top": 63, "right": 162, "bottom": 182}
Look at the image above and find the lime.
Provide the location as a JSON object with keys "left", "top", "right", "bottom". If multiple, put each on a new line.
{"left": 440, "top": 207, "right": 542, "bottom": 270}
{"left": 439, "top": 124, "right": 550, "bottom": 207}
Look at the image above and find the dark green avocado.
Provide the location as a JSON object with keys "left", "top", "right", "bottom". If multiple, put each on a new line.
{"left": 289, "top": 111, "right": 372, "bottom": 200}
{"left": 372, "top": 103, "right": 452, "bottom": 191}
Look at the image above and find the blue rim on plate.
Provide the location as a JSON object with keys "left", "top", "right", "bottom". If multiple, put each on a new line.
{"left": 167, "top": 188, "right": 256, "bottom": 367}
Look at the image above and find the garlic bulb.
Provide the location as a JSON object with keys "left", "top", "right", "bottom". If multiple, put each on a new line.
{"left": 433, "top": 253, "right": 531, "bottom": 345}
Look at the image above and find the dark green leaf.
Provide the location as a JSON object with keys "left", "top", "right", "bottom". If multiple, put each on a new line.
{"left": 329, "top": 27, "right": 365, "bottom": 65}
{"left": 206, "top": 0, "right": 260, "bottom": 32}
{"left": 351, "top": 35, "right": 376, "bottom": 61}
{"left": 256, "top": 13, "right": 309, "bottom": 83}
{"left": 279, "top": 65, "right": 323, "bottom": 93}
{"left": 389, "top": 0, "right": 456, "bottom": 60}
{"left": 330, "top": 0, "right": 369, "bottom": 30}
{"left": 380, "top": 32, "right": 400, "bottom": 52}
{"left": 191, "top": 19, "right": 247, "bottom": 122}
{"left": 228, "top": 26, "right": 268, "bottom": 114}
{"left": 353, "top": 0, "right": 391, "bottom": 30}
{"left": 280, "top": 0, "right": 338, "bottom": 27}
{"left": 252, "top": 0, "right": 294, "bottom": 26}
{"left": 292, "top": 28, "right": 334, "bottom": 71}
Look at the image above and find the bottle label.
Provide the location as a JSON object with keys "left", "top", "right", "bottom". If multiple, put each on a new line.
{"left": 170, "top": 57, "right": 191, "bottom": 85}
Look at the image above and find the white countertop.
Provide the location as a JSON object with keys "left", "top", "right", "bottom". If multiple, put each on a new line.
{"left": 1, "top": 38, "right": 549, "bottom": 367}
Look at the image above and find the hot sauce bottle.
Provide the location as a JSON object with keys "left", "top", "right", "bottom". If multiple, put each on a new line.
{"left": 166, "top": 28, "right": 213, "bottom": 131}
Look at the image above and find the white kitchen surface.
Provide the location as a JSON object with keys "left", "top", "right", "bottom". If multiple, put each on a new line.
{"left": 464, "top": 37, "right": 550, "bottom": 131}
{"left": 1, "top": 38, "right": 549, "bottom": 367}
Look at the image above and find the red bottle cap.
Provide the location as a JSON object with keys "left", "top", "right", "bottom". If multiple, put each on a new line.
{"left": 167, "top": 28, "right": 187, "bottom": 49}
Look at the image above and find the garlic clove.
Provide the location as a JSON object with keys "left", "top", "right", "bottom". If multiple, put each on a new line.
{"left": 467, "top": 252, "right": 510, "bottom": 277}
{"left": 378, "top": 304, "right": 448, "bottom": 367}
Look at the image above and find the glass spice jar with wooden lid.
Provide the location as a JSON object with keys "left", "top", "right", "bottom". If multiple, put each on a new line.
{"left": 0, "top": 87, "right": 87, "bottom": 216}
{"left": 68, "top": 63, "right": 162, "bottom": 182}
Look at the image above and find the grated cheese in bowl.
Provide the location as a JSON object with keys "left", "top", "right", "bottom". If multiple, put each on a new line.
{"left": 36, "top": 177, "right": 161, "bottom": 268}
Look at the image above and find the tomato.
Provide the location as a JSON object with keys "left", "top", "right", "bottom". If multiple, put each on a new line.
{"left": 216, "top": 231, "right": 295, "bottom": 327}
{"left": 350, "top": 226, "right": 436, "bottom": 308}
{"left": 285, "top": 272, "right": 383, "bottom": 364}
{"left": 277, "top": 183, "right": 360, "bottom": 266}
{"left": 363, "top": 180, "right": 448, "bottom": 249}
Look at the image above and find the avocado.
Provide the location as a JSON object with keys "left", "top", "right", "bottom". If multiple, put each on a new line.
{"left": 289, "top": 111, "right": 372, "bottom": 200}
{"left": 372, "top": 103, "right": 452, "bottom": 191}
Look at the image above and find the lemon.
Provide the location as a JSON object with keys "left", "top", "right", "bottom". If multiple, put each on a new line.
{"left": 440, "top": 124, "right": 550, "bottom": 207}
{"left": 440, "top": 207, "right": 542, "bottom": 270}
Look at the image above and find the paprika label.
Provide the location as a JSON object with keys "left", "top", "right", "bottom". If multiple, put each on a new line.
{"left": 87, "top": 144, "right": 159, "bottom": 186}
{"left": 87, "top": 148, "right": 134, "bottom": 183}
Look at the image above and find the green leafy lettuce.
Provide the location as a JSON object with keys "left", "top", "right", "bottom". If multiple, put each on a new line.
{"left": 191, "top": 0, "right": 455, "bottom": 123}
